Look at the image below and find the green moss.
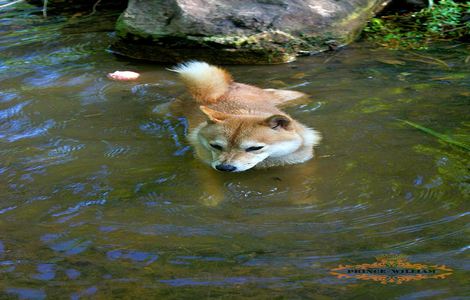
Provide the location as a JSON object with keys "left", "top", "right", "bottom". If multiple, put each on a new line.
{"left": 115, "top": 14, "right": 127, "bottom": 38}
{"left": 115, "top": 14, "right": 165, "bottom": 40}
{"left": 356, "top": 97, "right": 392, "bottom": 113}
{"left": 413, "top": 143, "right": 470, "bottom": 199}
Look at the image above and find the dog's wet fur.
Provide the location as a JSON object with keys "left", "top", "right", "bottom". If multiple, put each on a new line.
{"left": 170, "top": 61, "right": 321, "bottom": 172}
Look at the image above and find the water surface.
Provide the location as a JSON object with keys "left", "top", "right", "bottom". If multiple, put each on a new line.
{"left": 0, "top": 3, "right": 469, "bottom": 299}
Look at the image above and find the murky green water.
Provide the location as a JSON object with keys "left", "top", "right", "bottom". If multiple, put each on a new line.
{"left": 1, "top": 3, "right": 469, "bottom": 299}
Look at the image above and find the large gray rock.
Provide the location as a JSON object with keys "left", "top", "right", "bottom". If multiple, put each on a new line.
{"left": 112, "top": 0, "right": 390, "bottom": 64}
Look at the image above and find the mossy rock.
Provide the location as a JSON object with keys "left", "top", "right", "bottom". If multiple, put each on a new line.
{"left": 111, "top": 0, "right": 389, "bottom": 64}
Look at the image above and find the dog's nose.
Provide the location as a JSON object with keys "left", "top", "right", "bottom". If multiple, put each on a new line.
{"left": 215, "top": 164, "right": 237, "bottom": 172}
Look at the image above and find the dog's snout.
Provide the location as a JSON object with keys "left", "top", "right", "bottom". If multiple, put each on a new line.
{"left": 215, "top": 164, "right": 236, "bottom": 172}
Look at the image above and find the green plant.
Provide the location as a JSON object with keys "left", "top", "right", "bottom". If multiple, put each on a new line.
{"left": 399, "top": 119, "right": 470, "bottom": 151}
{"left": 423, "top": 0, "right": 462, "bottom": 36}
{"left": 363, "top": 0, "right": 470, "bottom": 49}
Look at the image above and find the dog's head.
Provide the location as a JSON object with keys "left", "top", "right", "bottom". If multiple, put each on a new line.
{"left": 195, "top": 106, "right": 306, "bottom": 172}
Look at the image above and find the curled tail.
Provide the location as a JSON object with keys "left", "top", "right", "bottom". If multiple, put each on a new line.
{"left": 170, "top": 61, "right": 232, "bottom": 104}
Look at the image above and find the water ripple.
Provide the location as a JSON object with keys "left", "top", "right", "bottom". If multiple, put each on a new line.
{"left": 0, "top": 100, "right": 30, "bottom": 120}
{"left": 0, "top": 91, "right": 17, "bottom": 103}
{"left": 22, "top": 69, "right": 62, "bottom": 88}
{"left": 48, "top": 239, "right": 92, "bottom": 256}
{"left": 102, "top": 141, "right": 132, "bottom": 158}
{"left": 5, "top": 288, "right": 46, "bottom": 300}
{"left": 71, "top": 286, "right": 98, "bottom": 300}
{"left": 52, "top": 199, "right": 106, "bottom": 217}
{"left": 131, "top": 82, "right": 175, "bottom": 102}
{"left": 365, "top": 212, "right": 469, "bottom": 236}
{"left": 48, "top": 143, "right": 85, "bottom": 158}
{"left": 31, "top": 263, "right": 56, "bottom": 281}
{"left": 0, "top": 206, "right": 17, "bottom": 215}
{"left": 159, "top": 276, "right": 282, "bottom": 287}
{"left": 106, "top": 249, "right": 158, "bottom": 266}
{"left": 0, "top": 117, "right": 55, "bottom": 142}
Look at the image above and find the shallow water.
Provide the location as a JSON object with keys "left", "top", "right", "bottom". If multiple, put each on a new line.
{"left": 0, "top": 3, "right": 469, "bottom": 299}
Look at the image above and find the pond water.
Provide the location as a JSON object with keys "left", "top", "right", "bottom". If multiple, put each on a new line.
{"left": 0, "top": 3, "right": 469, "bottom": 299}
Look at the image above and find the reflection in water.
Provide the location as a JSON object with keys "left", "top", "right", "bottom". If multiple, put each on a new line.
{"left": 106, "top": 249, "right": 158, "bottom": 266}
{"left": 159, "top": 276, "right": 282, "bottom": 287}
{"left": 5, "top": 288, "right": 46, "bottom": 300}
{"left": 31, "top": 263, "right": 56, "bottom": 281}
{"left": 0, "top": 2, "right": 469, "bottom": 299}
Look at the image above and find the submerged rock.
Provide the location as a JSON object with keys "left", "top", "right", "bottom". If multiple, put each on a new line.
{"left": 111, "top": 0, "right": 390, "bottom": 64}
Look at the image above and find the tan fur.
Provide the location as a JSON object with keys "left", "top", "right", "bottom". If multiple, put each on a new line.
{"left": 169, "top": 61, "right": 321, "bottom": 173}
{"left": 170, "top": 61, "right": 233, "bottom": 103}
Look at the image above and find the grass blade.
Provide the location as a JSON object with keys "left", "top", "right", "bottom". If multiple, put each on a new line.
{"left": 399, "top": 119, "right": 470, "bottom": 151}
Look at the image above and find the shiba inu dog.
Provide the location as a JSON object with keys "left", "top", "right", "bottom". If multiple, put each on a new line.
{"left": 169, "top": 61, "right": 321, "bottom": 172}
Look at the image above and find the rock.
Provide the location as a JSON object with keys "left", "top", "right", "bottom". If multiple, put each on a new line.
{"left": 111, "top": 0, "right": 391, "bottom": 64}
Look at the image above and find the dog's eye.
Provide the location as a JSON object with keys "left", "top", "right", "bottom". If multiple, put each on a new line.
{"left": 245, "top": 146, "right": 264, "bottom": 152}
{"left": 210, "top": 143, "right": 223, "bottom": 151}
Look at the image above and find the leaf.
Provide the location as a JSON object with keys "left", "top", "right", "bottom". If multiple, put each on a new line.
{"left": 399, "top": 120, "right": 470, "bottom": 151}
{"left": 431, "top": 73, "right": 467, "bottom": 81}
{"left": 376, "top": 58, "right": 406, "bottom": 65}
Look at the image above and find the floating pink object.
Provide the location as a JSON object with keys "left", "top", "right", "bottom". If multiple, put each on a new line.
{"left": 107, "top": 71, "right": 140, "bottom": 81}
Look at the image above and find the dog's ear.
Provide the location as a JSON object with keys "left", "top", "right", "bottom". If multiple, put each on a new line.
{"left": 199, "top": 106, "right": 229, "bottom": 123}
{"left": 263, "top": 115, "right": 292, "bottom": 130}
